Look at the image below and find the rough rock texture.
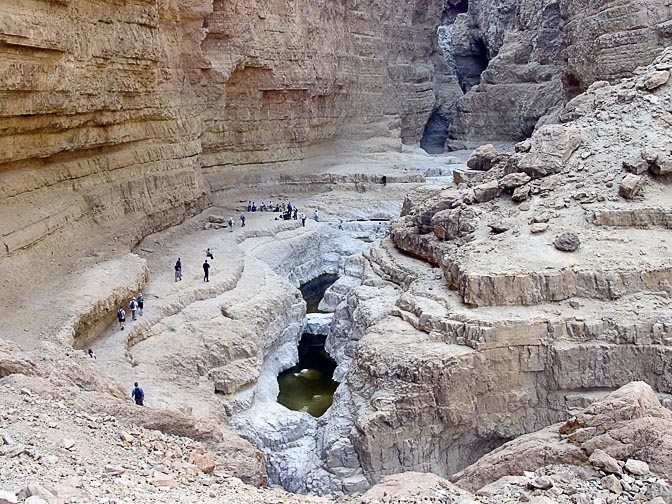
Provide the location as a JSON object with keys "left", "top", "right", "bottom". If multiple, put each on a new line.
{"left": 0, "top": 0, "right": 450, "bottom": 264}
{"left": 451, "top": 382, "right": 672, "bottom": 491}
{"left": 312, "top": 49, "right": 672, "bottom": 491}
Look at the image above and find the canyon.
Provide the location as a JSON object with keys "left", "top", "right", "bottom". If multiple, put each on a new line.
{"left": 2, "top": 0, "right": 672, "bottom": 503}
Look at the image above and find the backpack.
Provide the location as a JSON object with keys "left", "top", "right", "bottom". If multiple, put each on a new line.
{"left": 134, "top": 387, "right": 144, "bottom": 403}
{"left": 130, "top": 300, "right": 136, "bottom": 310}
{"left": 118, "top": 309, "right": 125, "bottom": 321}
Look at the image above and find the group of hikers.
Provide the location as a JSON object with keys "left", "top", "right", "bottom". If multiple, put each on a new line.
{"left": 116, "top": 293, "right": 144, "bottom": 331}
{"left": 174, "top": 252, "right": 212, "bottom": 283}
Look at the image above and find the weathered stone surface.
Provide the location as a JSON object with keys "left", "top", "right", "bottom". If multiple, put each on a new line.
{"left": 530, "top": 223, "right": 549, "bottom": 234}
{"left": 601, "top": 474, "right": 622, "bottom": 494}
{"left": 518, "top": 126, "right": 582, "bottom": 178}
{"left": 473, "top": 181, "right": 500, "bottom": 203}
{"left": 467, "top": 145, "right": 501, "bottom": 171}
{"left": 641, "top": 70, "right": 671, "bottom": 90}
{"left": 499, "top": 173, "right": 531, "bottom": 191}
{"left": 553, "top": 232, "right": 580, "bottom": 252}
{"left": 624, "top": 459, "right": 650, "bottom": 476}
{"left": 590, "top": 450, "right": 622, "bottom": 474}
{"left": 618, "top": 174, "right": 645, "bottom": 199}
{"left": 623, "top": 157, "right": 649, "bottom": 175}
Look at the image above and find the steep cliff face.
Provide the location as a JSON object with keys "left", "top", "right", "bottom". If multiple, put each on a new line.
{"left": 199, "top": 0, "right": 449, "bottom": 192}
{"left": 316, "top": 48, "right": 672, "bottom": 488}
{"left": 0, "top": 0, "right": 449, "bottom": 261}
{"left": 427, "top": 0, "right": 672, "bottom": 149}
{"left": 0, "top": 0, "right": 212, "bottom": 259}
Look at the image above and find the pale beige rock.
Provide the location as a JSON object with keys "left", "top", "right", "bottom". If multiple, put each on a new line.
{"left": 518, "top": 126, "right": 582, "bottom": 178}
{"left": 601, "top": 474, "right": 622, "bottom": 494}
{"left": 642, "top": 70, "right": 670, "bottom": 90}
{"left": 624, "top": 459, "right": 649, "bottom": 476}
{"left": 618, "top": 174, "right": 645, "bottom": 199}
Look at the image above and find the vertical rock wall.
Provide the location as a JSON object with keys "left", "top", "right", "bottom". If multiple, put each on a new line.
{"left": 0, "top": 0, "right": 449, "bottom": 260}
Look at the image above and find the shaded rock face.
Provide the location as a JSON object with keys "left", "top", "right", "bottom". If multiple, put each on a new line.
{"left": 0, "top": 0, "right": 448, "bottom": 259}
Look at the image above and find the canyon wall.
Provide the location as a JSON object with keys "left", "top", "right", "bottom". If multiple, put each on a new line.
{"left": 311, "top": 48, "right": 672, "bottom": 489}
{"left": 0, "top": 0, "right": 449, "bottom": 261}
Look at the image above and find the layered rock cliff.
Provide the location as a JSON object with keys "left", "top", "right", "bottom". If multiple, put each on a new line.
{"left": 310, "top": 48, "right": 672, "bottom": 489}
{"left": 0, "top": 0, "right": 450, "bottom": 262}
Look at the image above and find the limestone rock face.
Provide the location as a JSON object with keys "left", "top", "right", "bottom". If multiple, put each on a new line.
{"left": 562, "top": 0, "right": 672, "bottom": 99}
{"left": 0, "top": 0, "right": 448, "bottom": 262}
{"left": 452, "top": 382, "right": 672, "bottom": 491}
{"left": 321, "top": 49, "right": 672, "bottom": 491}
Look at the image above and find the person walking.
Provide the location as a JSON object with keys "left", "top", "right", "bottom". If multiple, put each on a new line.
{"left": 117, "top": 307, "right": 126, "bottom": 331}
{"left": 227, "top": 217, "right": 234, "bottom": 232}
{"left": 338, "top": 219, "right": 344, "bottom": 230}
{"left": 300, "top": 212, "right": 306, "bottom": 227}
{"left": 314, "top": 209, "right": 319, "bottom": 222}
{"left": 131, "top": 382, "right": 144, "bottom": 406}
{"left": 203, "top": 260, "right": 210, "bottom": 282}
{"left": 129, "top": 298, "right": 138, "bottom": 321}
{"left": 88, "top": 348, "right": 97, "bottom": 359}
{"left": 240, "top": 212, "right": 246, "bottom": 227}
{"left": 137, "top": 293, "right": 144, "bottom": 316}
{"left": 293, "top": 208, "right": 298, "bottom": 220}
{"left": 174, "top": 258, "right": 182, "bottom": 282}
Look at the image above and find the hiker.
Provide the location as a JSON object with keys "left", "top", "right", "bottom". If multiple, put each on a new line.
{"left": 137, "top": 293, "right": 144, "bottom": 316}
{"left": 174, "top": 258, "right": 182, "bottom": 282}
{"left": 117, "top": 307, "right": 126, "bottom": 331}
{"left": 338, "top": 219, "right": 344, "bottom": 230}
{"left": 240, "top": 212, "right": 246, "bottom": 227}
{"left": 287, "top": 201, "right": 293, "bottom": 213}
{"left": 129, "top": 297, "right": 138, "bottom": 321}
{"left": 206, "top": 248, "right": 214, "bottom": 259}
{"left": 293, "top": 208, "right": 298, "bottom": 220}
{"left": 251, "top": 202, "right": 257, "bottom": 212}
{"left": 227, "top": 217, "right": 234, "bottom": 231}
{"left": 381, "top": 175, "right": 387, "bottom": 186}
{"left": 260, "top": 201, "right": 266, "bottom": 212}
{"left": 314, "top": 209, "right": 319, "bottom": 222}
{"left": 300, "top": 212, "right": 306, "bottom": 227}
{"left": 247, "top": 201, "right": 252, "bottom": 212}
{"left": 88, "top": 348, "right": 96, "bottom": 359}
{"left": 131, "top": 382, "right": 144, "bottom": 406}
{"left": 203, "top": 260, "right": 210, "bottom": 282}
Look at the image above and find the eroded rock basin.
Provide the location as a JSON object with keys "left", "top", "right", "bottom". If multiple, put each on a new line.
{"left": 277, "top": 333, "right": 339, "bottom": 418}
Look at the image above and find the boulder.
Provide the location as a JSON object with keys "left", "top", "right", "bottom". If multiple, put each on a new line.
{"left": 650, "top": 154, "right": 672, "bottom": 176}
{"left": 618, "top": 174, "right": 645, "bottom": 199}
{"left": 530, "top": 223, "right": 549, "bottom": 234}
{"left": 518, "top": 125, "right": 582, "bottom": 178}
{"left": 641, "top": 70, "right": 670, "bottom": 90}
{"left": 488, "top": 221, "right": 511, "bottom": 234}
{"left": 601, "top": 474, "right": 623, "bottom": 494}
{"left": 499, "top": 172, "right": 531, "bottom": 190}
{"left": 467, "top": 144, "right": 501, "bottom": 171}
{"left": 624, "top": 459, "right": 649, "bottom": 476}
{"left": 453, "top": 168, "right": 485, "bottom": 186}
{"left": 512, "top": 184, "right": 531, "bottom": 202}
{"left": 623, "top": 157, "right": 649, "bottom": 175}
{"left": 208, "top": 215, "right": 226, "bottom": 224}
{"left": 553, "top": 232, "right": 580, "bottom": 252}
{"left": 589, "top": 449, "right": 622, "bottom": 474}
{"left": 473, "top": 181, "right": 500, "bottom": 203}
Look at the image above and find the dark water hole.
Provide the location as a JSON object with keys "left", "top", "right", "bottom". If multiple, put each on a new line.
{"left": 277, "top": 334, "right": 339, "bottom": 417}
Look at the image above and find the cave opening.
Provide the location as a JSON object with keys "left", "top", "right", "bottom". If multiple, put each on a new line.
{"left": 277, "top": 333, "right": 339, "bottom": 418}
{"left": 420, "top": 109, "right": 451, "bottom": 154}
{"left": 454, "top": 37, "right": 489, "bottom": 93}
